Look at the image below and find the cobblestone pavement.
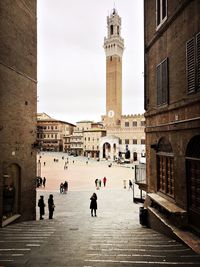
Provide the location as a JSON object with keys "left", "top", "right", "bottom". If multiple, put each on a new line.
{"left": 1, "top": 153, "right": 200, "bottom": 266}
{"left": 1, "top": 189, "right": 200, "bottom": 266}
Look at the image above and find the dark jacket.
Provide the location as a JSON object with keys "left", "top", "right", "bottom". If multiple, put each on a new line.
{"left": 48, "top": 197, "right": 55, "bottom": 211}
{"left": 90, "top": 194, "right": 97, "bottom": 210}
{"left": 38, "top": 198, "right": 45, "bottom": 215}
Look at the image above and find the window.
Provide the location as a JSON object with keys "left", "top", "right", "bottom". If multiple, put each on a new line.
{"left": 125, "top": 139, "right": 129, "bottom": 145}
{"left": 110, "top": 25, "right": 113, "bottom": 35}
{"left": 141, "top": 139, "right": 145, "bottom": 145}
{"left": 157, "top": 58, "right": 169, "bottom": 106}
{"left": 156, "top": 0, "right": 167, "bottom": 28}
{"left": 132, "top": 121, "right": 137, "bottom": 127}
{"left": 125, "top": 122, "right": 129, "bottom": 127}
{"left": 88, "top": 137, "right": 90, "bottom": 141}
{"left": 133, "top": 139, "right": 137, "bottom": 144}
{"left": 186, "top": 32, "right": 200, "bottom": 94}
{"left": 119, "top": 139, "right": 122, "bottom": 144}
{"left": 141, "top": 121, "right": 145, "bottom": 126}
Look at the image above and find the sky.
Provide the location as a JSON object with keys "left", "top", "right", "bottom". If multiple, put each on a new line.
{"left": 37, "top": 0, "right": 144, "bottom": 124}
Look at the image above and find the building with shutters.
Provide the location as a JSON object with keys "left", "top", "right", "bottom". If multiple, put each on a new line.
{"left": 37, "top": 113, "right": 75, "bottom": 152}
{"left": 144, "top": 0, "right": 200, "bottom": 235}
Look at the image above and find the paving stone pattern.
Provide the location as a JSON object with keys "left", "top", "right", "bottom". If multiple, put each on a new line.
{"left": 0, "top": 189, "right": 200, "bottom": 266}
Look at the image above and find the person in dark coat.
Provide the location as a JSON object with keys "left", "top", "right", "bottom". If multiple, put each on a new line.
{"left": 48, "top": 194, "right": 55, "bottom": 219}
{"left": 38, "top": 195, "right": 45, "bottom": 220}
{"left": 90, "top": 193, "right": 97, "bottom": 217}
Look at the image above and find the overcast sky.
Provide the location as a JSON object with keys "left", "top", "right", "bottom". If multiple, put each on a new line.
{"left": 37, "top": 0, "right": 144, "bottom": 124}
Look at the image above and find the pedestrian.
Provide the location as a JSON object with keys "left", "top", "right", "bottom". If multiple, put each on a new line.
{"left": 90, "top": 193, "right": 97, "bottom": 217}
{"left": 48, "top": 194, "right": 55, "bottom": 219}
{"left": 43, "top": 162, "right": 46, "bottom": 166}
{"left": 43, "top": 177, "right": 46, "bottom": 188}
{"left": 38, "top": 195, "right": 45, "bottom": 220}
{"left": 129, "top": 180, "right": 133, "bottom": 190}
{"left": 63, "top": 181, "right": 68, "bottom": 193}
{"left": 99, "top": 179, "right": 102, "bottom": 187}
{"left": 103, "top": 177, "right": 107, "bottom": 187}
{"left": 60, "top": 182, "right": 64, "bottom": 193}
{"left": 95, "top": 178, "right": 98, "bottom": 187}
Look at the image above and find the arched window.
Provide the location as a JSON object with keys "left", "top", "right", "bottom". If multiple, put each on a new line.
{"left": 157, "top": 137, "right": 174, "bottom": 198}
{"left": 117, "top": 26, "right": 119, "bottom": 35}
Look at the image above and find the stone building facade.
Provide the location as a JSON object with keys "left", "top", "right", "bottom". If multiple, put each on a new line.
{"left": 37, "top": 113, "right": 75, "bottom": 152}
{"left": 0, "top": 1, "right": 37, "bottom": 226}
{"left": 144, "top": 0, "right": 200, "bottom": 234}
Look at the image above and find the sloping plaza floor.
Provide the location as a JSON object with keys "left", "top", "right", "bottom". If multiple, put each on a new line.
{"left": 0, "top": 152, "right": 200, "bottom": 266}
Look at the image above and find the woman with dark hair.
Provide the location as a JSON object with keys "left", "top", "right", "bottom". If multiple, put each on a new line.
{"left": 48, "top": 194, "right": 55, "bottom": 219}
{"left": 90, "top": 193, "right": 97, "bottom": 217}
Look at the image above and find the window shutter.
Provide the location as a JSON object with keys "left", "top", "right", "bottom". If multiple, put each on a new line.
{"left": 186, "top": 38, "right": 195, "bottom": 93}
{"left": 196, "top": 33, "right": 200, "bottom": 91}
{"left": 162, "top": 58, "right": 168, "bottom": 104}
{"left": 157, "top": 63, "right": 162, "bottom": 105}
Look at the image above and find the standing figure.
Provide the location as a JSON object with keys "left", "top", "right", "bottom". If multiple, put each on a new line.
{"left": 38, "top": 195, "right": 45, "bottom": 220}
{"left": 60, "top": 183, "right": 64, "bottom": 193}
{"left": 43, "top": 177, "right": 46, "bottom": 188}
{"left": 99, "top": 179, "right": 102, "bottom": 187}
{"left": 90, "top": 193, "right": 97, "bottom": 217}
{"left": 48, "top": 194, "right": 55, "bottom": 219}
{"left": 103, "top": 177, "right": 107, "bottom": 187}
{"left": 63, "top": 181, "right": 68, "bottom": 193}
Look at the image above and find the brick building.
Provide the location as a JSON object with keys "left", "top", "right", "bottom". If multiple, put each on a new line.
{"left": 0, "top": 1, "right": 37, "bottom": 226}
{"left": 144, "top": 0, "right": 200, "bottom": 234}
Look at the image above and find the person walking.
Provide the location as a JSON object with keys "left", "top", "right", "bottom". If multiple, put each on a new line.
{"left": 38, "top": 195, "right": 45, "bottom": 220}
{"left": 99, "top": 179, "right": 102, "bottom": 188}
{"left": 95, "top": 178, "right": 98, "bottom": 188}
{"left": 103, "top": 177, "right": 107, "bottom": 187}
{"left": 90, "top": 193, "right": 97, "bottom": 217}
{"left": 48, "top": 194, "right": 55, "bottom": 219}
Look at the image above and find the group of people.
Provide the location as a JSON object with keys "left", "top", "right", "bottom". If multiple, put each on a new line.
{"left": 36, "top": 177, "right": 46, "bottom": 188}
{"left": 95, "top": 177, "right": 107, "bottom": 189}
{"left": 38, "top": 194, "right": 55, "bottom": 220}
{"left": 60, "top": 181, "right": 68, "bottom": 193}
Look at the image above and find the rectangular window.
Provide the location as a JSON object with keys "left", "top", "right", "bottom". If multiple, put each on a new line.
{"left": 141, "top": 121, "right": 145, "bottom": 126}
{"left": 132, "top": 121, "right": 137, "bottom": 127}
{"left": 141, "top": 139, "right": 145, "bottom": 145}
{"left": 125, "top": 139, "right": 129, "bottom": 145}
{"left": 133, "top": 139, "right": 137, "bottom": 144}
{"left": 156, "top": 0, "right": 167, "bottom": 28}
{"left": 157, "top": 58, "right": 169, "bottom": 106}
{"left": 157, "top": 155, "right": 174, "bottom": 198}
{"left": 125, "top": 122, "right": 129, "bottom": 127}
{"left": 186, "top": 32, "right": 200, "bottom": 94}
{"left": 119, "top": 139, "right": 122, "bottom": 144}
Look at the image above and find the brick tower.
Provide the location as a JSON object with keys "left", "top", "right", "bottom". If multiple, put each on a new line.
{"left": 103, "top": 8, "right": 124, "bottom": 127}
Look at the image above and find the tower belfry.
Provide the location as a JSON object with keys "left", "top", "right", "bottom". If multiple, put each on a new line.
{"left": 103, "top": 8, "right": 124, "bottom": 127}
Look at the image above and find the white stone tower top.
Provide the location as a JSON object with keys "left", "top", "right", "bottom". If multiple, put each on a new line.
{"left": 103, "top": 8, "right": 124, "bottom": 58}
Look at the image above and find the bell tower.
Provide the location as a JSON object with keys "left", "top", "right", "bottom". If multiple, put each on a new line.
{"left": 103, "top": 8, "right": 124, "bottom": 127}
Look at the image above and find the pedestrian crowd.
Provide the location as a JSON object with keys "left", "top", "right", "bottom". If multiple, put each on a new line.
{"left": 60, "top": 180, "right": 68, "bottom": 194}
{"left": 36, "top": 176, "right": 46, "bottom": 188}
{"left": 95, "top": 176, "right": 107, "bottom": 189}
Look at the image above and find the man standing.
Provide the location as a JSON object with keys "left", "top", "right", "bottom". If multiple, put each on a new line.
{"left": 103, "top": 177, "right": 107, "bottom": 187}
